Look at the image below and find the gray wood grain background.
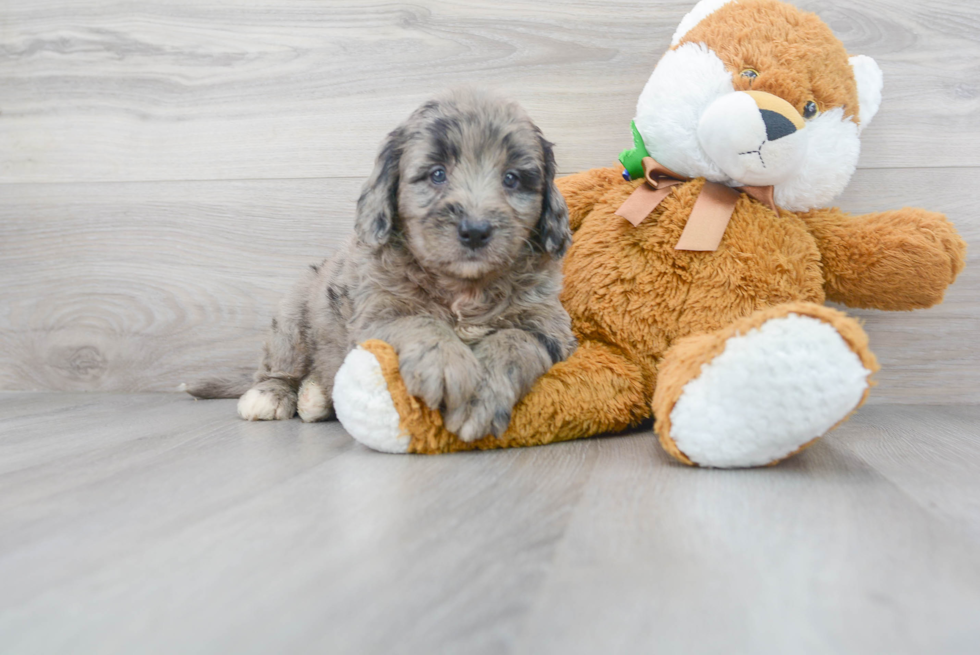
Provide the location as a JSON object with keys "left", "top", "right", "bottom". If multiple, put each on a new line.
{"left": 1, "top": 0, "right": 977, "bottom": 402}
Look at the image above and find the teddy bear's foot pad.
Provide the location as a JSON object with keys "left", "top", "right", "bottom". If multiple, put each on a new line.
{"left": 333, "top": 346, "right": 410, "bottom": 453}
{"left": 669, "top": 313, "right": 872, "bottom": 468}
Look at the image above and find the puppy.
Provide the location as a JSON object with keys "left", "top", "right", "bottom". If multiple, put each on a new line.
{"left": 187, "top": 89, "right": 575, "bottom": 442}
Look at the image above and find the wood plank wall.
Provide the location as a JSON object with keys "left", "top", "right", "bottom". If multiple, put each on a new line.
{"left": 1, "top": 0, "right": 977, "bottom": 403}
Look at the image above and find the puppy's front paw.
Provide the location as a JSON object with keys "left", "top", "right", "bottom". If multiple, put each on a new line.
{"left": 238, "top": 386, "right": 296, "bottom": 421}
{"left": 444, "top": 388, "right": 514, "bottom": 443}
{"left": 398, "top": 340, "right": 482, "bottom": 412}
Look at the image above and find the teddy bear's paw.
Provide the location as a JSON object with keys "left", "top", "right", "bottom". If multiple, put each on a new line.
{"left": 668, "top": 313, "right": 872, "bottom": 468}
{"left": 333, "top": 346, "right": 410, "bottom": 453}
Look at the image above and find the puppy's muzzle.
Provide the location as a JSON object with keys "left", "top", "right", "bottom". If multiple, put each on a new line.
{"left": 458, "top": 218, "right": 493, "bottom": 250}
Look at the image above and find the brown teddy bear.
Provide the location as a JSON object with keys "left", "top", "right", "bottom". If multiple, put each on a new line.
{"left": 332, "top": 0, "right": 966, "bottom": 467}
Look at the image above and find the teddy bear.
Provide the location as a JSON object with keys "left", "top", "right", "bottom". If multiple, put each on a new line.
{"left": 330, "top": 0, "right": 966, "bottom": 467}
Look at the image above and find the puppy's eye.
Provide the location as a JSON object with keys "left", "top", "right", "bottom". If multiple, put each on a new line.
{"left": 430, "top": 166, "right": 447, "bottom": 185}
{"left": 741, "top": 69, "right": 759, "bottom": 81}
{"left": 502, "top": 171, "right": 520, "bottom": 190}
{"left": 803, "top": 101, "right": 819, "bottom": 120}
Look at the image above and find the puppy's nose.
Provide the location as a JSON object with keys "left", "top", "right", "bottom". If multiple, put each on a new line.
{"left": 457, "top": 219, "right": 493, "bottom": 250}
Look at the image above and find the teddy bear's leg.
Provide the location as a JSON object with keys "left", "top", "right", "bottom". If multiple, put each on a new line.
{"left": 653, "top": 302, "right": 879, "bottom": 468}
{"left": 333, "top": 339, "right": 649, "bottom": 454}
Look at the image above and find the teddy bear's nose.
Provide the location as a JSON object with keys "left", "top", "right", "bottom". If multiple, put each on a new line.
{"left": 760, "top": 109, "right": 798, "bottom": 141}
{"left": 744, "top": 91, "right": 806, "bottom": 141}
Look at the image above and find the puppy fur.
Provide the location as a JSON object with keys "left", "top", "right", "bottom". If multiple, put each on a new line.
{"left": 186, "top": 88, "right": 575, "bottom": 442}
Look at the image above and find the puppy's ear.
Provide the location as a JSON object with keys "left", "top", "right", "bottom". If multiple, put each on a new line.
{"left": 356, "top": 126, "right": 407, "bottom": 247}
{"left": 534, "top": 136, "right": 572, "bottom": 257}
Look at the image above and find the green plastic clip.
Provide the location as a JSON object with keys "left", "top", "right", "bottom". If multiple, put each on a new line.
{"left": 618, "top": 121, "right": 650, "bottom": 181}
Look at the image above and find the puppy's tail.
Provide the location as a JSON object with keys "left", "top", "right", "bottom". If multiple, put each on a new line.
{"left": 180, "top": 374, "right": 254, "bottom": 399}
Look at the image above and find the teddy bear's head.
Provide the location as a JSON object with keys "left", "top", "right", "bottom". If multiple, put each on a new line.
{"left": 630, "top": 0, "right": 883, "bottom": 211}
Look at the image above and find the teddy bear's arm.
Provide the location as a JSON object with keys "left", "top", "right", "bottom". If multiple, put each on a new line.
{"left": 801, "top": 207, "right": 966, "bottom": 310}
{"left": 556, "top": 167, "right": 624, "bottom": 232}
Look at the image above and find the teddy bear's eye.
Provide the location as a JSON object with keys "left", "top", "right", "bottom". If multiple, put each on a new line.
{"left": 740, "top": 69, "right": 759, "bottom": 81}
{"left": 803, "top": 101, "right": 819, "bottom": 119}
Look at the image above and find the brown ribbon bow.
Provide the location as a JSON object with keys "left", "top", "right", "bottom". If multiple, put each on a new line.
{"left": 614, "top": 157, "right": 778, "bottom": 251}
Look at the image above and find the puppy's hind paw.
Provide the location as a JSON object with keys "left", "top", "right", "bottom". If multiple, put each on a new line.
{"left": 297, "top": 378, "right": 332, "bottom": 422}
{"left": 238, "top": 387, "right": 296, "bottom": 421}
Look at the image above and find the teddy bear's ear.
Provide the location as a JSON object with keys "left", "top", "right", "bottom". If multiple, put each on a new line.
{"left": 850, "top": 55, "right": 883, "bottom": 132}
{"left": 671, "top": 0, "right": 736, "bottom": 47}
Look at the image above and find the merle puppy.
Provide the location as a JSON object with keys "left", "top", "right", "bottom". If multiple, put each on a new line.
{"left": 187, "top": 89, "right": 575, "bottom": 442}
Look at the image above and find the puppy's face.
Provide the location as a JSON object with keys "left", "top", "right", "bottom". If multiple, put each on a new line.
{"left": 355, "top": 90, "right": 570, "bottom": 280}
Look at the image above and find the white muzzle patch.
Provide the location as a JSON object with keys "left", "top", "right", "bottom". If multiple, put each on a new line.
{"left": 697, "top": 92, "right": 808, "bottom": 187}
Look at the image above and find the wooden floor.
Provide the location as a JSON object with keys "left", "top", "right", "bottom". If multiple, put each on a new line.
{"left": 2, "top": 393, "right": 979, "bottom": 654}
